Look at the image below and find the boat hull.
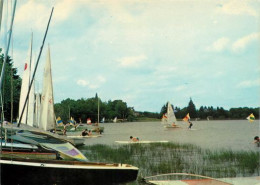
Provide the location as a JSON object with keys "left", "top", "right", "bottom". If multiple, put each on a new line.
{"left": 0, "top": 158, "right": 138, "bottom": 185}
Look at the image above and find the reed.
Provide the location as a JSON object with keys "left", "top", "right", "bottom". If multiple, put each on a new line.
{"left": 79, "top": 142, "right": 259, "bottom": 180}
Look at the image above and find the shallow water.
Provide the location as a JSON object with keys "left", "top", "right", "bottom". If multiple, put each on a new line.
{"left": 78, "top": 120, "right": 259, "bottom": 151}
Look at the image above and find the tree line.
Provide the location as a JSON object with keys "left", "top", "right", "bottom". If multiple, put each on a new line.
{"left": 0, "top": 51, "right": 259, "bottom": 122}
{"left": 54, "top": 94, "right": 135, "bottom": 123}
{"left": 159, "top": 99, "right": 259, "bottom": 120}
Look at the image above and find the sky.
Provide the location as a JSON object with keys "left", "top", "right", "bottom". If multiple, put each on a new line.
{"left": 1, "top": 0, "right": 260, "bottom": 112}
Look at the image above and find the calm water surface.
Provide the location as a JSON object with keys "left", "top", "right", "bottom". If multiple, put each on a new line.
{"left": 78, "top": 120, "right": 259, "bottom": 151}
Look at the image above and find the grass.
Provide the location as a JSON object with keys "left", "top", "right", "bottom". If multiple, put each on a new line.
{"left": 79, "top": 142, "right": 259, "bottom": 181}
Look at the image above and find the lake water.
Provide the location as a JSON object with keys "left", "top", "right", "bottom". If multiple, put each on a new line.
{"left": 77, "top": 120, "right": 259, "bottom": 151}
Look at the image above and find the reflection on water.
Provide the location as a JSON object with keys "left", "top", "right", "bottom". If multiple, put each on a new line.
{"left": 81, "top": 120, "right": 259, "bottom": 151}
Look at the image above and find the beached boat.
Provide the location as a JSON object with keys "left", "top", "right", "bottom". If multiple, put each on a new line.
{"left": 163, "top": 101, "right": 180, "bottom": 128}
{"left": 144, "top": 173, "right": 233, "bottom": 185}
{"left": 0, "top": 157, "right": 138, "bottom": 185}
{"left": 115, "top": 140, "right": 169, "bottom": 144}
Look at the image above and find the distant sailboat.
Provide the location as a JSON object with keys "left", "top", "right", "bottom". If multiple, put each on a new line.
{"left": 246, "top": 113, "right": 255, "bottom": 122}
{"left": 113, "top": 117, "right": 117, "bottom": 123}
{"left": 164, "top": 101, "right": 180, "bottom": 128}
{"left": 101, "top": 117, "right": 105, "bottom": 123}
{"left": 183, "top": 113, "right": 190, "bottom": 122}
{"left": 39, "top": 46, "right": 55, "bottom": 131}
{"left": 56, "top": 117, "right": 64, "bottom": 126}
{"left": 87, "top": 118, "right": 91, "bottom": 125}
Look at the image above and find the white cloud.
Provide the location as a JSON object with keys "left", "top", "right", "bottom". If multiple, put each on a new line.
{"left": 206, "top": 37, "right": 230, "bottom": 52}
{"left": 237, "top": 79, "right": 260, "bottom": 88}
{"left": 77, "top": 79, "right": 89, "bottom": 87}
{"left": 206, "top": 33, "right": 260, "bottom": 53}
{"left": 15, "top": 0, "right": 50, "bottom": 31}
{"left": 14, "top": 0, "right": 85, "bottom": 31}
{"left": 76, "top": 75, "right": 106, "bottom": 89}
{"left": 97, "top": 75, "right": 106, "bottom": 83}
{"left": 217, "top": 0, "right": 259, "bottom": 17}
{"left": 232, "top": 32, "right": 260, "bottom": 52}
{"left": 117, "top": 55, "right": 147, "bottom": 67}
{"left": 174, "top": 85, "right": 187, "bottom": 92}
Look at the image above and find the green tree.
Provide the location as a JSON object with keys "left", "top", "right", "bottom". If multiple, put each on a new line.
{"left": 187, "top": 98, "right": 197, "bottom": 119}
{"left": 0, "top": 49, "right": 21, "bottom": 122}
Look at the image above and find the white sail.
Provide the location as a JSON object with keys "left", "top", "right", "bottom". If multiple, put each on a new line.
{"left": 166, "top": 101, "right": 177, "bottom": 125}
{"left": 113, "top": 117, "right": 117, "bottom": 123}
{"left": 27, "top": 57, "right": 35, "bottom": 127}
{"left": 19, "top": 36, "right": 32, "bottom": 124}
{"left": 39, "top": 46, "right": 55, "bottom": 131}
{"left": 34, "top": 92, "right": 41, "bottom": 127}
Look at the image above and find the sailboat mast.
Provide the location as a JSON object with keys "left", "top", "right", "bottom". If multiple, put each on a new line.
{"left": 0, "top": 0, "right": 16, "bottom": 92}
{"left": 18, "top": 7, "right": 54, "bottom": 127}
{"left": 0, "top": 0, "right": 3, "bottom": 34}
{"left": 0, "top": 0, "right": 17, "bottom": 154}
{"left": 98, "top": 96, "right": 99, "bottom": 124}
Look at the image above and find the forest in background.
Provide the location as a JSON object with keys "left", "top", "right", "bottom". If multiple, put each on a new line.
{"left": 0, "top": 51, "right": 259, "bottom": 123}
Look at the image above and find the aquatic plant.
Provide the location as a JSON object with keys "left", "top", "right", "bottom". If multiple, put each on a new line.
{"left": 79, "top": 142, "right": 259, "bottom": 181}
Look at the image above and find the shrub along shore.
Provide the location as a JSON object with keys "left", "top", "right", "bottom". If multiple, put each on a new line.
{"left": 79, "top": 142, "right": 259, "bottom": 181}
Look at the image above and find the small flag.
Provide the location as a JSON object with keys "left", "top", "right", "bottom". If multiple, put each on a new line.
{"left": 183, "top": 113, "right": 190, "bottom": 122}
{"left": 246, "top": 113, "right": 255, "bottom": 122}
{"left": 56, "top": 117, "right": 64, "bottom": 126}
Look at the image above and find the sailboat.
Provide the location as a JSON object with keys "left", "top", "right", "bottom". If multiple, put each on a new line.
{"left": 164, "top": 101, "right": 180, "bottom": 128}
{"left": 38, "top": 46, "right": 55, "bottom": 131}
{"left": 18, "top": 34, "right": 34, "bottom": 126}
{"left": 246, "top": 113, "right": 255, "bottom": 123}
{"left": 113, "top": 117, "right": 117, "bottom": 123}
{"left": 183, "top": 113, "right": 190, "bottom": 122}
